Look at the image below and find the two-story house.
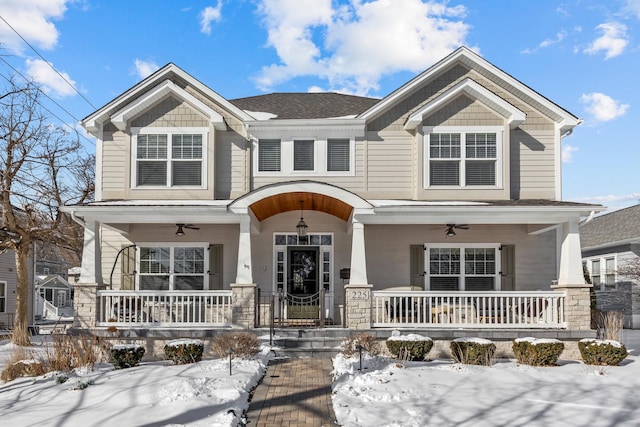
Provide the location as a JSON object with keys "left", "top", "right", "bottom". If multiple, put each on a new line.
{"left": 62, "top": 47, "right": 601, "bottom": 335}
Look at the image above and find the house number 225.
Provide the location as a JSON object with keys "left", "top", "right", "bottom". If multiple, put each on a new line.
{"left": 351, "top": 290, "right": 369, "bottom": 300}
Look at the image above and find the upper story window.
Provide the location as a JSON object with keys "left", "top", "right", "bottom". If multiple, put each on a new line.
{"left": 256, "top": 137, "right": 353, "bottom": 176}
{"left": 424, "top": 126, "right": 502, "bottom": 188}
{"left": 132, "top": 128, "right": 207, "bottom": 188}
{"left": 0, "top": 281, "right": 5, "bottom": 312}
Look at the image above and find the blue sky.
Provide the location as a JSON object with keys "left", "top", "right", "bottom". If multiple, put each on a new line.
{"left": 1, "top": 0, "right": 638, "bottom": 211}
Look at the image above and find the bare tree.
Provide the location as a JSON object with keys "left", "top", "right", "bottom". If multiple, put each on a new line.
{"left": 0, "top": 76, "right": 94, "bottom": 345}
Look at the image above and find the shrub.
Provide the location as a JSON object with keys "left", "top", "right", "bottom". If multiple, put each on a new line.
{"left": 48, "top": 334, "right": 108, "bottom": 372}
{"left": 512, "top": 337, "right": 564, "bottom": 366}
{"left": 385, "top": 334, "right": 433, "bottom": 361}
{"left": 110, "top": 344, "right": 145, "bottom": 369}
{"left": 340, "top": 334, "right": 380, "bottom": 358}
{"left": 579, "top": 338, "right": 628, "bottom": 366}
{"left": 164, "top": 339, "right": 204, "bottom": 364}
{"left": 450, "top": 338, "right": 496, "bottom": 366}
{"left": 1, "top": 360, "right": 47, "bottom": 382}
{"left": 211, "top": 333, "right": 260, "bottom": 359}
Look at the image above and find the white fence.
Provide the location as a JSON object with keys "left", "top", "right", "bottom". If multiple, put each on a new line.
{"left": 97, "top": 290, "right": 232, "bottom": 327}
{"left": 372, "top": 291, "right": 566, "bottom": 329}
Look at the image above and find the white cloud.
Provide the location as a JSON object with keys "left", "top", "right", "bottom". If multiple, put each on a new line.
{"left": 584, "top": 22, "right": 628, "bottom": 59}
{"left": 254, "top": 0, "right": 470, "bottom": 95}
{"left": 133, "top": 59, "right": 160, "bottom": 80}
{"left": 575, "top": 193, "right": 640, "bottom": 212}
{"left": 562, "top": 144, "right": 578, "bottom": 163}
{"left": 0, "top": 0, "right": 69, "bottom": 55}
{"left": 25, "top": 58, "right": 76, "bottom": 97}
{"left": 521, "top": 30, "right": 567, "bottom": 54}
{"left": 200, "top": 2, "right": 223, "bottom": 35}
{"left": 580, "top": 92, "right": 629, "bottom": 122}
{"left": 623, "top": 0, "right": 640, "bottom": 19}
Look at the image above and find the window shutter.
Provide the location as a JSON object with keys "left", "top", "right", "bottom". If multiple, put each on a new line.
{"left": 294, "top": 140, "right": 314, "bottom": 171}
{"left": 500, "top": 245, "right": 515, "bottom": 291}
{"left": 327, "top": 139, "right": 350, "bottom": 171}
{"left": 121, "top": 245, "right": 136, "bottom": 290}
{"left": 258, "top": 139, "right": 281, "bottom": 172}
{"left": 410, "top": 245, "right": 425, "bottom": 289}
{"left": 208, "top": 244, "right": 223, "bottom": 290}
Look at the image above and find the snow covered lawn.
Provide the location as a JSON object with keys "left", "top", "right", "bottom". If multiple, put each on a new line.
{"left": 332, "top": 353, "right": 640, "bottom": 427}
{"left": 0, "top": 338, "right": 269, "bottom": 427}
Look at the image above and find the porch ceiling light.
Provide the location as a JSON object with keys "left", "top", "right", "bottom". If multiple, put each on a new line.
{"left": 445, "top": 226, "right": 456, "bottom": 238}
{"left": 296, "top": 200, "right": 308, "bottom": 238}
{"left": 175, "top": 224, "right": 185, "bottom": 237}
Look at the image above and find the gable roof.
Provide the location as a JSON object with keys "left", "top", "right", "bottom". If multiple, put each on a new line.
{"left": 359, "top": 46, "right": 581, "bottom": 134}
{"left": 580, "top": 204, "right": 640, "bottom": 249}
{"left": 230, "top": 92, "right": 379, "bottom": 120}
{"left": 82, "top": 63, "right": 253, "bottom": 136}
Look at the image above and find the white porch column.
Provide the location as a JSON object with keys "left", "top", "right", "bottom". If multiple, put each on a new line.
{"left": 349, "top": 218, "right": 368, "bottom": 285}
{"left": 80, "top": 220, "right": 102, "bottom": 284}
{"left": 557, "top": 220, "right": 585, "bottom": 285}
{"left": 235, "top": 215, "right": 253, "bottom": 284}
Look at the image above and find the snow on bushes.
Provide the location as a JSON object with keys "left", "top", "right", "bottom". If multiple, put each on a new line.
{"left": 110, "top": 344, "right": 145, "bottom": 369}
{"left": 579, "top": 338, "right": 628, "bottom": 366}
{"left": 386, "top": 334, "right": 433, "bottom": 361}
{"left": 340, "top": 333, "right": 380, "bottom": 358}
{"left": 450, "top": 337, "right": 496, "bottom": 366}
{"left": 164, "top": 339, "right": 203, "bottom": 365}
{"left": 512, "top": 337, "right": 564, "bottom": 366}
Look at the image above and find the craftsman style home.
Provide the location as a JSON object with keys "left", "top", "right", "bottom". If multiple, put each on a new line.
{"left": 63, "top": 47, "right": 602, "bottom": 334}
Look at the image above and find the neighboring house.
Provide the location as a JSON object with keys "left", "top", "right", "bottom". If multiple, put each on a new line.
{"left": 62, "top": 47, "right": 601, "bottom": 335}
{"left": 0, "top": 248, "right": 35, "bottom": 330}
{"left": 34, "top": 275, "right": 74, "bottom": 321}
{"left": 35, "top": 242, "right": 80, "bottom": 280}
{"left": 581, "top": 204, "right": 640, "bottom": 329}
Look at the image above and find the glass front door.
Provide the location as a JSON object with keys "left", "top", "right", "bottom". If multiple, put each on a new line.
{"left": 287, "top": 247, "right": 319, "bottom": 295}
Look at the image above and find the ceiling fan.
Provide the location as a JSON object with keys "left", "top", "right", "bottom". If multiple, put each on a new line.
{"left": 175, "top": 223, "right": 200, "bottom": 237}
{"left": 442, "top": 224, "right": 469, "bottom": 237}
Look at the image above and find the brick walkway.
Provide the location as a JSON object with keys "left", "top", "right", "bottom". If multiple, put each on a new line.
{"left": 246, "top": 357, "right": 337, "bottom": 426}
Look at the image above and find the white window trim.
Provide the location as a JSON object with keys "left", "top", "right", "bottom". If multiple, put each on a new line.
{"left": 423, "top": 126, "right": 503, "bottom": 189}
{"left": 586, "top": 254, "right": 617, "bottom": 291}
{"left": 130, "top": 127, "right": 209, "bottom": 189}
{"left": 0, "top": 280, "right": 5, "bottom": 312}
{"left": 425, "top": 243, "right": 501, "bottom": 291}
{"left": 254, "top": 137, "right": 355, "bottom": 177}
{"left": 136, "top": 242, "right": 209, "bottom": 291}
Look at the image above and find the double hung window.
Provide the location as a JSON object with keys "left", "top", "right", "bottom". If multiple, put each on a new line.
{"left": 0, "top": 281, "right": 5, "bottom": 312}
{"left": 134, "top": 128, "right": 206, "bottom": 187}
{"left": 425, "top": 127, "right": 501, "bottom": 188}
{"left": 588, "top": 256, "right": 616, "bottom": 291}
{"left": 427, "top": 245, "right": 499, "bottom": 291}
{"left": 138, "top": 245, "right": 207, "bottom": 291}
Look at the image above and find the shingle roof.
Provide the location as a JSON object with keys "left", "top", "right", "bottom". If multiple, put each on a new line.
{"left": 580, "top": 204, "right": 640, "bottom": 248}
{"left": 229, "top": 92, "right": 380, "bottom": 120}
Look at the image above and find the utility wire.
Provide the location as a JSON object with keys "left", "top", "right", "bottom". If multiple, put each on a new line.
{"left": 0, "top": 66, "right": 96, "bottom": 148}
{"left": 0, "top": 14, "right": 98, "bottom": 110}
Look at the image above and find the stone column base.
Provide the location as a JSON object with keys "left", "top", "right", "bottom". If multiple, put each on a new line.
{"left": 552, "top": 282, "right": 593, "bottom": 331}
{"left": 230, "top": 283, "right": 257, "bottom": 329}
{"left": 344, "top": 284, "right": 373, "bottom": 329}
{"left": 73, "top": 282, "right": 106, "bottom": 329}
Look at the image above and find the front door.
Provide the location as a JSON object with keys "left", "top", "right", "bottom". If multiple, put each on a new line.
{"left": 287, "top": 247, "right": 319, "bottom": 295}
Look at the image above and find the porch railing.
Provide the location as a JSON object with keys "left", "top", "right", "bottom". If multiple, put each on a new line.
{"left": 372, "top": 291, "right": 566, "bottom": 329}
{"left": 97, "top": 290, "right": 232, "bottom": 327}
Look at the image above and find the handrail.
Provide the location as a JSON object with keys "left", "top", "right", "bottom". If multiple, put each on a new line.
{"left": 109, "top": 244, "right": 136, "bottom": 290}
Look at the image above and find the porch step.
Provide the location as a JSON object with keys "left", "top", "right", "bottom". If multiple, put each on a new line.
{"left": 258, "top": 328, "right": 351, "bottom": 358}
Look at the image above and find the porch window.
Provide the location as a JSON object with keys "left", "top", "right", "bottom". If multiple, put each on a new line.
{"left": 427, "top": 245, "right": 499, "bottom": 291}
{"left": 0, "top": 281, "right": 5, "bottom": 312}
{"left": 138, "top": 245, "right": 207, "bottom": 291}
{"left": 424, "top": 127, "right": 501, "bottom": 188}
{"left": 133, "top": 128, "right": 206, "bottom": 188}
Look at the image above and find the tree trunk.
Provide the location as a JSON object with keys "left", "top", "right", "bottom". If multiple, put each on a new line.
{"left": 12, "top": 246, "right": 31, "bottom": 346}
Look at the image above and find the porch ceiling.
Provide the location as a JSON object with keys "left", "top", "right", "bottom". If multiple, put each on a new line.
{"left": 249, "top": 192, "right": 353, "bottom": 222}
